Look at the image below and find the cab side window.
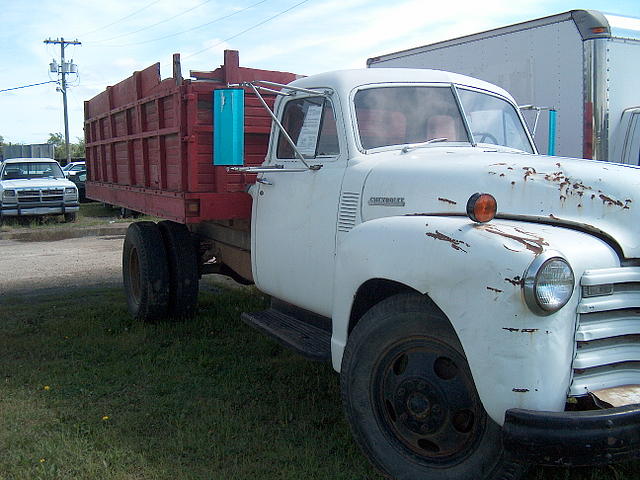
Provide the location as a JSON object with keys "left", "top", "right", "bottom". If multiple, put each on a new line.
{"left": 277, "top": 97, "right": 339, "bottom": 159}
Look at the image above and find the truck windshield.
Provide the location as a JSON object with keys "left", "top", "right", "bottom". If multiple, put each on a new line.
{"left": 354, "top": 86, "right": 468, "bottom": 150}
{"left": 457, "top": 88, "right": 534, "bottom": 153}
{"left": 354, "top": 85, "right": 533, "bottom": 153}
{"left": 1, "top": 162, "right": 65, "bottom": 180}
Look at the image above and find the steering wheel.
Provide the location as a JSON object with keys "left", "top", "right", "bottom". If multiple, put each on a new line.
{"left": 474, "top": 132, "right": 498, "bottom": 144}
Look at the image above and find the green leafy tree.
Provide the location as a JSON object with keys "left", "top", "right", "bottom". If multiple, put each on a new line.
{"left": 47, "top": 133, "right": 85, "bottom": 162}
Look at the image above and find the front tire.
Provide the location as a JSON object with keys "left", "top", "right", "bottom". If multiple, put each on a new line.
{"left": 64, "top": 212, "right": 77, "bottom": 223}
{"left": 340, "top": 293, "right": 525, "bottom": 480}
{"left": 122, "top": 222, "right": 170, "bottom": 321}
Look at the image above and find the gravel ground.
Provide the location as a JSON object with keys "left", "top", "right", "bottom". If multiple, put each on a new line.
{"left": 0, "top": 233, "right": 246, "bottom": 303}
{"left": 0, "top": 235, "right": 124, "bottom": 300}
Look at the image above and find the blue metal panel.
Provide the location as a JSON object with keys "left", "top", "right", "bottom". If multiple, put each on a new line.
{"left": 213, "top": 89, "right": 244, "bottom": 166}
{"left": 548, "top": 109, "right": 557, "bottom": 156}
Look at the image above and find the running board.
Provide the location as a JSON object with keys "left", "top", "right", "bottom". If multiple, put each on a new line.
{"left": 241, "top": 308, "right": 331, "bottom": 361}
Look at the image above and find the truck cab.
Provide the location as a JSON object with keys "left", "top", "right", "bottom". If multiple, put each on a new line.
{"left": 243, "top": 68, "right": 640, "bottom": 479}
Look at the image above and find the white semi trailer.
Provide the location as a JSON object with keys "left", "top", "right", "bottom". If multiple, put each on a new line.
{"left": 367, "top": 9, "right": 640, "bottom": 165}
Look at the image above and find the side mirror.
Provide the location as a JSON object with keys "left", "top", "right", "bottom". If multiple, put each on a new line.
{"left": 213, "top": 88, "right": 244, "bottom": 166}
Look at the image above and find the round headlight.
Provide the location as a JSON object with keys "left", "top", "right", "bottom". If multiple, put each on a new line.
{"left": 523, "top": 252, "right": 574, "bottom": 315}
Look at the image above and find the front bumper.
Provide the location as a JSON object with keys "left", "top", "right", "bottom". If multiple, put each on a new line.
{"left": 503, "top": 405, "right": 640, "bottom": 466}
{"left": 0, "top": 203, "right": 79, "bottom": 216}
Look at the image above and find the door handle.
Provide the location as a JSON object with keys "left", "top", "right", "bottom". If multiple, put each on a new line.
{"left": 256, "top": 177, "right": 273, "bottom": 186}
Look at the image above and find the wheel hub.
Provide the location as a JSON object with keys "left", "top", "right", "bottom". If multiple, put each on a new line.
{"left": 375, "top": 339, "right": 485, "bottom": 464}
{"left": 395, "top": 379, "right": 444, "bottom": 434}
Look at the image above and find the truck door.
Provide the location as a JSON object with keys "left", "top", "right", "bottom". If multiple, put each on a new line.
{"left": 613, "top": 108, "right": 640, "bottom": 165}
{"left": 622, "top": 109, "right": 640, "bottom": 166}
{"left": 252, "top": 94, "right": 346, "bottom": 317}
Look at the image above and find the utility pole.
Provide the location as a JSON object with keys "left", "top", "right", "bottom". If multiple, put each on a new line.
{"left": 44, "top": 37, "right": 81, "bottom": 164}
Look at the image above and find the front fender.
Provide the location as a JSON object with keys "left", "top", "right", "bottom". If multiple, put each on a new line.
{"left": 331, "top": 216, "right": 619, "bottom": 425}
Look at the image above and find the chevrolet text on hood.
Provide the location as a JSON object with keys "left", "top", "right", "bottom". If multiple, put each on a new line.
{"left": 84, "top": 52, "right": 640, "bottom": 480}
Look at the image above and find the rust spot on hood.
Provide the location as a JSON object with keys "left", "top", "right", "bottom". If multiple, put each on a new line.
{"left": 438, "top": 197, "right": 457, "bottom": 205}
{"left": 426, "top": 230, "right": 470, "bottom": 253}
{"left": 477, "top": 225, "right": 548, "bottom": 255}
{"left": 523, "top": 167, "right": 537, "bottom": 181}
{"left": 599, "top": 194, "right": 632, "bottom": 209}
{"left": 487, "top": 286, "right": 503, "bottom": 293}
{"left": 512, "top": 388, "right": 530, "bottom": 393}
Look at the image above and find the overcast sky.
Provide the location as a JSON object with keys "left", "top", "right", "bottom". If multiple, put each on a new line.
{"left": 1, "top": 0, "right": 639, "bottom": 145}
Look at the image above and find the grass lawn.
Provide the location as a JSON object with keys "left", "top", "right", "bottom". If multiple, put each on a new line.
{"left": 0, "top": 286, "right": 638, "bottom": 480}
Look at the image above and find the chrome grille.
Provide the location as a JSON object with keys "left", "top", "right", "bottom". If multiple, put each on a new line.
{"left": 571, "top": 267, "right": 640, "bottom": 395}
{"left": 17, "top": 188, "right": 64, "bottom": 204}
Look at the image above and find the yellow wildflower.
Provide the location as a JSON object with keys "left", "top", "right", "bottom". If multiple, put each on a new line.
{"left": 102, "top": 416, "right": 110, "bottom": 421}
{"left": 43, "top": 386, "right": 50, "bottom": 391}
{"left": 39, "top": 458, "right": 46, "bottom": 463}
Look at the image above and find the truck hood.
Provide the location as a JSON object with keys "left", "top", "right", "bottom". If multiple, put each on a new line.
{"left": 360, "top": 147, "right": 640, "bottom": 258}
{"left": 1, "top": 178, "right": 74, "bottom": 189}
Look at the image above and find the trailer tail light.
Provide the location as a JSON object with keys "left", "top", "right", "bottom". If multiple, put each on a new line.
{"left": 466, "top": 193, "right": 497, "bottom": 223}
{"left": 186, "top": 199, "right": 201, "bottom": 217}
{"left": 591, "top": 27, "right": 607, "bottom": 34}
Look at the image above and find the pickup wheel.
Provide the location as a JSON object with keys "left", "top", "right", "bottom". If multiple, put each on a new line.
{"left": 158, "top": 220, "right": 199, "bottom": 319}
{"left": 122, "top": 222, "right": 170, "bottom": 322}
{"left": 340, "top": 293, "right": 525, "bottom": 480}
{"left": 64, "top": 212, "right": 77, "bottom": 223}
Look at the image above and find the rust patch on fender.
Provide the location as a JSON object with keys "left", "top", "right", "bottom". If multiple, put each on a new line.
{"left": 426, "top": 231, "right": 470, "bottom": 253}
{"left": 502, "top": 327, "right": 539, "bottom": 334}
{"left": 477, "top": 224, "right": 548, "bottom": 255}
{"left": 487, "top": 286, "right": 503, "bottom": 293}
{"left": 438, "top": 197, "right": 457, "bottom": 205}
{"left": 505, "top": 276, "right": 523, "bottom": 286}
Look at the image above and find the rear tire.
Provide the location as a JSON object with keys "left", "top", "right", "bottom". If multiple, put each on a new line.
{"left": 340, "top": 293, "right": 525, "bottom": 480}
{"left": 158, "top": 220, "right": 199, "bottom": 319}
{"left": 122, "top": 222, "right": 170, "bottom": 321}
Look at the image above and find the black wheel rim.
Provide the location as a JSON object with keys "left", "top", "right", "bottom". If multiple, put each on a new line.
{"left": 372, "top": 336, "right": 485, "bottom": 466}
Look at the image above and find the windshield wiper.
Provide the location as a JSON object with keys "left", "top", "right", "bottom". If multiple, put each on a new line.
{"left": 401, "top": 137, "right": 448, "bottom": 154}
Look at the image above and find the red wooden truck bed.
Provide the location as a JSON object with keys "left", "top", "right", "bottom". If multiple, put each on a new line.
{"left": 84, "top": 50, "right": 299, "bottom": 223}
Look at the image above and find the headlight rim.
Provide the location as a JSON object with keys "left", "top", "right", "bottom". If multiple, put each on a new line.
{"left": 523, "top": 250, "right": 575, "bottom": 316}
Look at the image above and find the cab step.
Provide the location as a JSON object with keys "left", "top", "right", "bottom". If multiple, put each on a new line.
{"left": 241, "top": 308, "right": 331, "bottom": 361}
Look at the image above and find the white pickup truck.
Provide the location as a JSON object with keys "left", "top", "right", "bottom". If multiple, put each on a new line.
{"left": 0, "top": 158, "right": 79, "bottom": 222}
{"left": 87, "top": 59, "right": 640, "bottom": 480}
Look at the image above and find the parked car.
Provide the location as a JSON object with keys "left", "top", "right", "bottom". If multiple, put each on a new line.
{"left": 68, "top": 169, "right": 87, "bottom": 202}
{"left": 0, "top": 158, "right": 79, "bottom": 222}
{"left": 62, "top": 161, "right": 86, "bottom": 178}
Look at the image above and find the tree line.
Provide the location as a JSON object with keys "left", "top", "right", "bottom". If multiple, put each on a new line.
{"left": 0, "top": 133, "right": 85, "bottom": 161}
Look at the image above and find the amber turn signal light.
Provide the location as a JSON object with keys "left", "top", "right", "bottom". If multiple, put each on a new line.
{"left": 466, "top": 193, "right": 497, "bottom": 223}
{"left": 186, "top": 199, "right": 201, "bottom": 217}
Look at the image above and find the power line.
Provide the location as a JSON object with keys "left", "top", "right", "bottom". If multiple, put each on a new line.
{"left": 183, "top": 0, "right": 311, "bottom": 60}
{"left": 94, "top": 0, "right": 268, "bottom": 47}
{"left": 80, "top": 0, "right": 163, "bottom": 37}
{"left": 0, "top": 80, "right": 57, "bottom": 93}
{"left": 92, "top": 0, "right": 215, "bottom": 43}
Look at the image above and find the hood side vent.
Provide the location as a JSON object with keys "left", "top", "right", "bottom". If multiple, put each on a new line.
{"left": 338, "top": 191, "right": 360, "bottom": 232}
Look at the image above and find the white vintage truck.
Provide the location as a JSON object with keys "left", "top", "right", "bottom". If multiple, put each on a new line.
{"left": 0, "top": 158, "right": 79, "bottom": 222}
{"left": 85, "top": 53, "right": 640, "bottom": 480}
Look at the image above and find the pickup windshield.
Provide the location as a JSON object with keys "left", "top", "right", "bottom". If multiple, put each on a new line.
{"left": 1, "top": 162, "right": 65, "bottom": 180}
{"left": 354, "top": 85, "right": 533, "bottom": 153}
